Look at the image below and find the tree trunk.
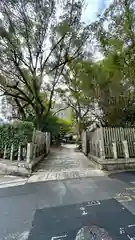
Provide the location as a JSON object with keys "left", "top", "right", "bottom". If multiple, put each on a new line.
{"left": 76, "top": 118, "right": 82, "bottom": 150}
{"left": 35, "top": 109, "right": 43, "bottom": 130}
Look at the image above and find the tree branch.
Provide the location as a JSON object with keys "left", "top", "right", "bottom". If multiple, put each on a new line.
{"left": 14, "top": 98, "right": 26, "bottom": 119}
{"left": 41, "top": 33, "right": 68, "bottom": 74}
{"left": 34, "top": 2, "right": 55, "bottom": 71}
{"left": 20, "top": 0, "right": 34, "bottom": 71}
{"left": 12, "top": 54, "right": 33, "bottom": 96}
{"left": 53, "top": 106, "right": 69, "bottom": 116}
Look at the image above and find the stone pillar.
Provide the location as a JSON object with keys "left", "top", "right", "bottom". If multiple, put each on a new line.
{"left": 26, "top": 143, "right": 32, "bottom": 164}
{"left": 99, "top": 140, "right": 105, "bottom": 160}
{"left": 98, "top": 127, "right": 105, "bottom": 159}
{"left": 112, "top": 142, "right": 117, "bottom": 159}
{"left": 10, "top": 144, "right": 14, "bottom": 161}
{"left": 122, "top": 140, "right": 129, "bottom": 158}
{"left": 49, "top": 132, "right": 51, "bottom": 151}
{"left": 33, "top": 144, "right": 36, "bottom": 159}
{"left": 46, "top": 132, "right": 50, "bottom": 154}
{"left": 3, "top": 145, "right": 7, "bottom": 159}
{"left": 32, "top": 128, "right": 36, "bottom": 143}
{"left": 82, "top": 131, "right": 87, "bottom": 155}
{"left": 17, "top": 145, "right": 21, "bottom": 162}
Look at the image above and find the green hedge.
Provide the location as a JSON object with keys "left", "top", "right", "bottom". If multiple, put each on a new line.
{"left": 0, "top": 121, "right": 34, "bottom": 159}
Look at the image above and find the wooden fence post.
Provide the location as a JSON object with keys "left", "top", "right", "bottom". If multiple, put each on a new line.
{"left": 122, "top": 140, "right": 129, "bottom": 158}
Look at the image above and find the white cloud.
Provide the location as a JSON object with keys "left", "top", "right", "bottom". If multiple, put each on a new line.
{"left": 82, "top": 0, "right": 113, "bottom": 23}
{"left": 82, "top": 0, "right": 100, "bottom": 23}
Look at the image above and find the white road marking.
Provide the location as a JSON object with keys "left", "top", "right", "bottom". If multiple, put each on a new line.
{"left": 80, "top": 207, "right": 85, "bottom": 210}
{"left": 127, "top": 234, "right": 135, "bottom": 239}
{"left": 51, "top": 234, "right": 67, "bottom": 239}
{"left": 128, "top": 224, "right": 135, "bottom": 228}
{"left": 86, "top": 200, "right": 101, "bottom": 206}
{"left": 4, "top": 175, "right": 17, "bottom": 178}
{"left": 80, "top": 207, "right": 88, "bottom": 216}
{"left": 115, "top": 193, "right": 132, "bottom": 202}
{"left": 4, "top": 230, "right": 30, "bottom": 240}
{"left": 18, "top": 231, "right": 30, "bottom": 240}
{"left": 120, "top": 227, "right": 125, "bottom": 234}
{"left": 126, "top": 188, "right": 135, "bottom": 190}
{"left": 82, "top": 210, "right": 88, "bottom": 215}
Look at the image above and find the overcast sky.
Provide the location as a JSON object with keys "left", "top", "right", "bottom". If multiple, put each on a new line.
{"left": 81, "top": 0, "right": 113, "bottom": 60}
{"left": 83, "top": 0, "right": 112, "bottom": 23}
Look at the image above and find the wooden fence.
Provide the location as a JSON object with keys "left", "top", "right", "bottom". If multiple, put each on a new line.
{"left": 84, "top": 126, "right": 135, "bottom": 159}
{"left": 1, "top": 130, "right": 51, "bottom": 163}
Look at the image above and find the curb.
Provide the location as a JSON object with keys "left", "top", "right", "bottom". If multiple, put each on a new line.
{"left": 0, "top": 179, "right": 27, "bottom": 189}
{"left": 0, "top": 162, "right": 31, "bottom": 177}
{"left": 0, "top": 178, "right": 27, "bottom": 185}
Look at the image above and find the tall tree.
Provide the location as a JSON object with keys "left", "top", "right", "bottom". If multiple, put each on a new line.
{"left": 85, "top": 0, "right": 135, "bottom": 126}
{"left": 57, "top": 60, "right": 94, "bottom": 138}
{"left": 82, "top": 55, "right": 135, "bottom": 126}
{"left": 95, "top": 0, "right": 135, "bottom": 86}
{"left": 0, "top": 0, "right": 90, "bottom": 129}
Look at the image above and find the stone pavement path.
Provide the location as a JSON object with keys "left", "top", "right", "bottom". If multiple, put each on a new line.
{"left": 28, "top": 144, "right": 105, "bottom": 183}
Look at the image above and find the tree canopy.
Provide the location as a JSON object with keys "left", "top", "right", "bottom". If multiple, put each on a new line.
{"left": 0, "top": 0, "right": 91, "bottom": 129}
{"left": 1, "top": 0, "right": 135, "bottom": 134}
{"left": 92, "top": 0, "right": 135, "bottom": 126}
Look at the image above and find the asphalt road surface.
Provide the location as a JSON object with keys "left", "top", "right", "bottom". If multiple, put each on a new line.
{"left": 2, "top": 171, "right": 135, "bottom": 239}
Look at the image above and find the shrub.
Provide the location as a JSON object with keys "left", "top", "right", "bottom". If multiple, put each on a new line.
{"left": 0, "top": 121, "right": 34, "bottom": 159}
{"left": 42, "top": 114, "right": 71, "bottom": 137}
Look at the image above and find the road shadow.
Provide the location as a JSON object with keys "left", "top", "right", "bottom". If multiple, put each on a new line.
{"left": 28, "top": 198, "right": 135, "bottom": 240}
{"left": 108, "top": 171, "right": 135, "bottom": 184}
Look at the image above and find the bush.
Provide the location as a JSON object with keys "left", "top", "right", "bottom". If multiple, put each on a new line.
{"left": 42, "top": 114, "right": 71, "bottom": 136}
{"left": 0, "top": 121, "right": 34, "bottom": 159}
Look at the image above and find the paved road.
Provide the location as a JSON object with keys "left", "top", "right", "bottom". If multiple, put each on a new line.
{"left": 1, "top": 171, "right": 135, "bottom": 239}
